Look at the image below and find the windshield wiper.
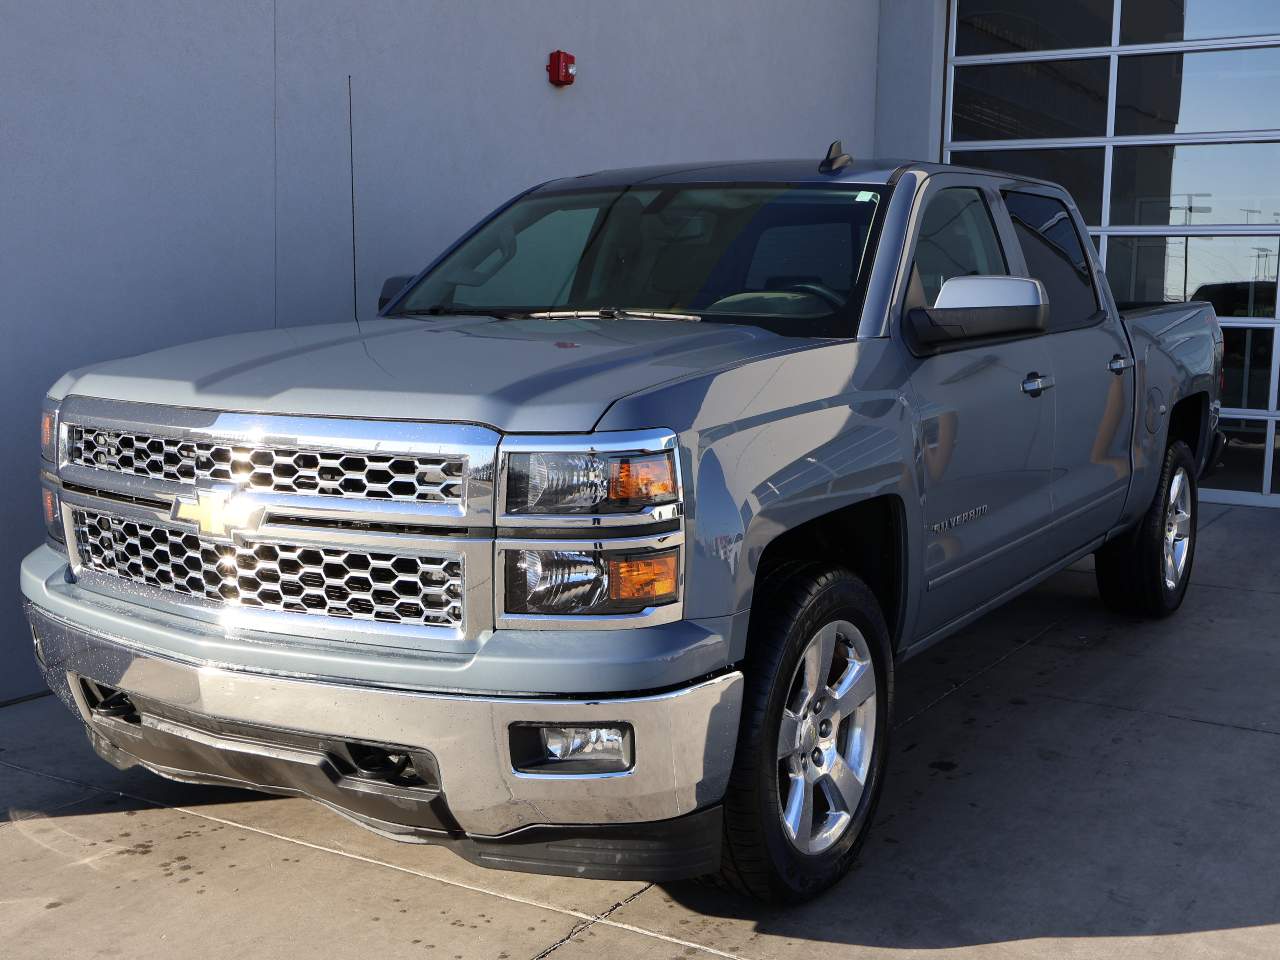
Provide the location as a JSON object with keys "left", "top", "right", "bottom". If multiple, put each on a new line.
{"left": 390, "top": 305, "right": 701, "bottom": 323}
{"left": 528, "top": 307, "right": 701, "bottom": 323}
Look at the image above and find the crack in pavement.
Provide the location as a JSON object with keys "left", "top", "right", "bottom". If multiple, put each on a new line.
{"left": 0, "top": 690, "right": 52, "bottom": 711}
{"left": 528, "top": 883, "right": 656, "bottom": 960}
{"left": 1196, "top": 506, "right": 1234, "bottom": 533}
{"left": 1038, "top": 691, "right": 1280, "bottom": 738}
{"left": 1185, "top": 579, "right": 1280, "bottom": 598}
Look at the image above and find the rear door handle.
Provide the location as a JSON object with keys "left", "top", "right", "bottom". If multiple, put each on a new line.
{"left": 1108, "top": 354, "right": 1135, "bottom": 374}
{"left": 1021, "top": 372, "right": 1055, "bottom": 397}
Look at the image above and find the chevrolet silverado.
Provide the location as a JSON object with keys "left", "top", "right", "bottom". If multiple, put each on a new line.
{"left": 23, "top": 148, "right": 1223, "bottom": 901}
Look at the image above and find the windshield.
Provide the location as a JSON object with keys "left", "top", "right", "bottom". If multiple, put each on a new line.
{"left": 393, "top": 183, "right": 885, "bottom": 336}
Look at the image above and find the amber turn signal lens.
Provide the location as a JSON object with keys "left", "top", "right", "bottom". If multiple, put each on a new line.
{"left": 42, "top": 488, "right": 64, "bottom": 543}
{"left": 40, "top": 410, "right": 56, "bottom": 461}
{"left": 608, "top": 550, "right": 679, "bottom": 605}
{"left": 608, "top": 452, "right": 676, "bottom": 506}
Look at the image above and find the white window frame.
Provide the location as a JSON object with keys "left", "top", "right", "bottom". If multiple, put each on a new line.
{"left": 944, "top": 1, "right": 1280, "bottom": 504}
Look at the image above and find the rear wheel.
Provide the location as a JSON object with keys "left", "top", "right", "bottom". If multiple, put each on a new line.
{"left": 1095, "top": 439, "right": 1198, "bottom": 617}
{"left": 719, "top": 566, "right": 892, "bottom": 902}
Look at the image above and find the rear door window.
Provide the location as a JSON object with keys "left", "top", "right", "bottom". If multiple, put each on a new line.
{"left": 1003, "top": 191, "right": 1100, "bottom": 331}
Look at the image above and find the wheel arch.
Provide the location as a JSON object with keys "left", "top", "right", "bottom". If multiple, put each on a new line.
{"left": 748, "top": 495, "right": 908, "bottom": 651}
{"left": 1167, "top": 390, "right": 1209, "bottom": 468}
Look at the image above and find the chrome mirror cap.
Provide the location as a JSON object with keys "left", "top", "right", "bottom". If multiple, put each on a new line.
{"left": 933, "top": 275, "right": 1047, "bottom": 310}
{"left": 907, "top": 275, "right": 1050, "bottom": 352}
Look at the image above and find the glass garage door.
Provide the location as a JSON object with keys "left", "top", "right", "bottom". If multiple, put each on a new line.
{"left": 945, "top": 0, "right": 1280, "bottom": 505}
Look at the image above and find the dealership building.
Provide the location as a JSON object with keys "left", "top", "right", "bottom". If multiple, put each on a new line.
{"left": 2, "top": 0, "right": 1278, "bottom": 699}
{"left": 945, "top": 0, "right": 1280, "bottom": 505}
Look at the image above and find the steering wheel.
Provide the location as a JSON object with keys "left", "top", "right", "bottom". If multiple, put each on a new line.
{"left": 784, "top": 282, "right": 847, "bottom": 309}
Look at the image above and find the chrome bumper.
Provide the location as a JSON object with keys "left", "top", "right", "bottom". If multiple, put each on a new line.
{"left": 25, "top": 600, "right": 743, "bottom": 837}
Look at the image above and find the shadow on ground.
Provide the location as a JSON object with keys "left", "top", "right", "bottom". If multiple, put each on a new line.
{"left": 649, "top": 510, "right": 1280, "bottom": 950}
{"left": 5, "top": 783, "right": 270, "bottom": 822}
{"left": 0, "top": 701, "right": 277, "bottom": 823}
{"left": 4, "top": 505, "right": 1277, "bottom": 957}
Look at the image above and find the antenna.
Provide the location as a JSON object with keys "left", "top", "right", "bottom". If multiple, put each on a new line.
{"left": 348, "top": 75, "right": 360, "bottom": 329}
{"left": 819, "top": 139, "right": 853, "bottom": 174}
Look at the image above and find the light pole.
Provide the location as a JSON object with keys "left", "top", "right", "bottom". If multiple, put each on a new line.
{"left": 1236, "top": 246, "right": 1280, "bottom": 405}
{"left": 1170, "top": 192, "right": 1212, "bottom": 225}
{"left": 1248, "top": 247, "right": 1273, "bottom": 318}
{"left": 1169, "top": 195, "right": 1212, "bottom": 300}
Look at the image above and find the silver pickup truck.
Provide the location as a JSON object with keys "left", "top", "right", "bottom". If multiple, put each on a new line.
{"left": 23, "top": 149, "right": 1222, "bottom": 902}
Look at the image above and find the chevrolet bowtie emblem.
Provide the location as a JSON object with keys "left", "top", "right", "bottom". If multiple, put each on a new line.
{"left": 171, "top": 486, "right": 263, "bottom": 539}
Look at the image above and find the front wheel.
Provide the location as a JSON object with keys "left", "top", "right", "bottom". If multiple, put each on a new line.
{"left": 1095, "top": 439, "right": 1198, "bottom": 617}
{"left": 719, "top": 566, "right": 892, "bottom": 902}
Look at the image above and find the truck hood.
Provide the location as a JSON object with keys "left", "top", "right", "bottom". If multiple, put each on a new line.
{"left": 58, "top": 316, "right": 807, "bottom": 433}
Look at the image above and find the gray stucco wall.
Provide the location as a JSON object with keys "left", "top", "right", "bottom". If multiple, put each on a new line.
{"left": 875, "top": 0, "right": 949, "bottom": 161}
{"left": 0, "top": 0, "right": 942, "bottom": 700}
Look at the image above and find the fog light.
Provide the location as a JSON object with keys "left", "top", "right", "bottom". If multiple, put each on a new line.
{"left": 510, "top": 723, "right": 633, "bottom": 775}
{"left": 543, "top": 726, "right": 623, "bottom": 761}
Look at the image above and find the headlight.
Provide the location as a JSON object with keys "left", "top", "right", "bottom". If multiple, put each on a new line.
{"left": 505, "top": 547, "right": 679, "bottom": 615}
{"left": 505, "top": 450, "right": 677, "bottom": 515}
{"left": 40, "top": 401, "right": 59, "bottom": 463}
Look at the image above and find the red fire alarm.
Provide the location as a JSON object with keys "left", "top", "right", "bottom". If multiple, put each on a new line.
{"left": 547, "top": 50, "right": 576, "bottom": 86}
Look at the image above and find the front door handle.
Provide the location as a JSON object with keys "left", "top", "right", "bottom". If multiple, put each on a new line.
{"left": 1108, "top": 354, "right": 1135, "bottom": 375}
{"left": 1021, "top": 372, "right": 1055, "bottom": 397}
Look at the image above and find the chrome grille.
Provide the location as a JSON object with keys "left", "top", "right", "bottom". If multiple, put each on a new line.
{"left": 67, "top": 426, "right": 465, "bottom": 504}
{"left": 71, "top": 508, "right": 464, "bottom": 629}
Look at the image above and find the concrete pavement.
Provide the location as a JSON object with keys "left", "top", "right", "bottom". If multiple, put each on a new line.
{"left": 3, "top": 503, "right": 1279, "bottom": 958}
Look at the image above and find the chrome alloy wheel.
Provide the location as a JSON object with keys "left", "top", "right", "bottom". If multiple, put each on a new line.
{"left": 776, "top": 619, "right": 877, "bottom": 855}
{"left": 1163, "top": 466, "right": 1193, "bottom": 590}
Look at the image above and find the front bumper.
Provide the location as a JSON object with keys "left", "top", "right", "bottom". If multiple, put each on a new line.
{"left": 24, "top": 593, "right": 743, "bottom": 879}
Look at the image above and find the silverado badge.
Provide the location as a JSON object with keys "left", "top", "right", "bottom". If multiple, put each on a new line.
{"left": 930, "top": 504, "right": 989, "bottom": 535}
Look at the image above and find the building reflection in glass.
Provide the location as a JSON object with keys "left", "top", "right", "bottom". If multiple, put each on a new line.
{"left": 1110, "top": 143, "right": 1280, "bottom": 227}
{"left": 1220, "top": 329, "right": 1275, "bottom": 411}
{"left": 1105, "top": 236, "right": 1278, "bottom": 309}
{"left": 1116, "top": 47, "right": 1280, "bottom": 137}
{"left": 951, "top": 0, "right": 1280, "bottom": 499}
{"left": 1121, "top": 0, "right": 1280, "bottom": 45}
{"left": 1214, "top": 418, "right": 1270, "bottom": 493}
{"left": 951, "top": 148, "right": 1106, "bottom": 226}
{"left": 958, "top": 0, "right": 1114, "bottom": 55}
{"left": 952, "top": 59, "right": 1110, "bottom": 141}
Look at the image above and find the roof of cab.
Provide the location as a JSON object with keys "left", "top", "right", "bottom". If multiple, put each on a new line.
{"left": 532, "top": 157, "right": 1060, "bottom": 193}
{"left": 533, "top": 158, "right": 916, "bottom": 191}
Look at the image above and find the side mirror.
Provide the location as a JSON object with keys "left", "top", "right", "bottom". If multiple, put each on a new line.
{"left": 907, "top": 276, "right": 1048, "bottom": 350}
{"left": 378, "top": 275, "right": 416, "bottom": 313}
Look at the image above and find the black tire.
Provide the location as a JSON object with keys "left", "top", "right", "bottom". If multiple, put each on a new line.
{"left": 718, "top": 565, "right": 893, "bottom": 902}
{"left": 1095, "top": 439, "right": 1198, "bottom": 618}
